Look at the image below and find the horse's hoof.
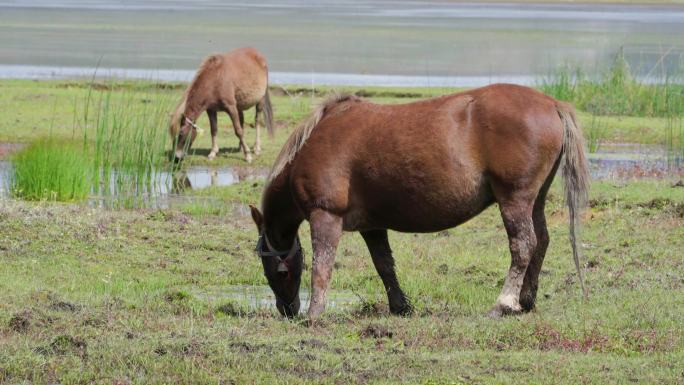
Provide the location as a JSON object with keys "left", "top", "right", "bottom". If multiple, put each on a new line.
{"left": 245, "top": 154, "right": 253, "bottom": 163}
{"left": 390, "top": 303, "right": 414, "bottom": 317}
{"left": 303, "top": 318, "right": 318, "bottom": 328}
{"left": 487, "top": 303, "right": 522, "bottom": 318}
{"left": 519, "top": 293, "right": 537, "bottom": 313}
{"left": 207, "top": 153, "right": 216, "bottom": 160}
{"left": 253, "top": 147, "right": 261, "bottom": 156}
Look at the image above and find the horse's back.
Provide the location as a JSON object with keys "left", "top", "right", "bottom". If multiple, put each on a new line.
{"left": 221, "top": 48, "right": 269, "bottom": 109}
{"left": 192, "top": 47, "right": 268, "bottom": 110}
{"left": 289, "top": 84, "right": 565, "bottom": 231}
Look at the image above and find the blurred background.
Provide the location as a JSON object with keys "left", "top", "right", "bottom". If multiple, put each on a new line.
{"left": 1, "top": 0, "right": 683, "bottom": 86}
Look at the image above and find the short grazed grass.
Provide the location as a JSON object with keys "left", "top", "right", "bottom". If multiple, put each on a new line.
{"left": 1, "top": 180, "right": 683, "bottom": 384}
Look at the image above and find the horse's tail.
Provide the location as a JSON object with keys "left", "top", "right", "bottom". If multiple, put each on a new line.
{"left": 263, "top": 86, "right": 275, "bottom": 136}
{"left": 557, "top": 102, "right": 590, "bottom": 299}
{"left": 169, "top": 93, "right": 187, "bottom": 137}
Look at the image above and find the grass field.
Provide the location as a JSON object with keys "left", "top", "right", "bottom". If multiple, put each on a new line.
{"left": 1, "top": 180, "right": 683, "bottom": 384}
{"left": 1, "top": 79, "right": 683, "bottom": 384}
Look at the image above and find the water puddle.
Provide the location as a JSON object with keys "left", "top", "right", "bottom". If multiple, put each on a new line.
{"left": 191, "top": 285, "right": 360, "bottom": 313}
{"left": 0, "top": 160, "right": 11, "bottom": 198}
{"left": 588, "top": 143, "right": 683, "bottom": 179}
{"left": 0, "top": 160, "right": 268, "bottom": 210}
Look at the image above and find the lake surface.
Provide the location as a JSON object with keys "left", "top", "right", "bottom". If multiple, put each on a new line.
{"left": 1, "top": 1, "right": 683, "bottom": 85}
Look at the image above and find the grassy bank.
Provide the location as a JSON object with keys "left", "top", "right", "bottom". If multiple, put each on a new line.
{"left": 1, "top": 180, "right": 683, "bottom": 383}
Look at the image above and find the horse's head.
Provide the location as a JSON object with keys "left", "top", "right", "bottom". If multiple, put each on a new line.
{"left": 173, "top": 116, "right": 197, "bottom": 160}
{"left": 249, "top": 205, "right": 303, "bottom": 317}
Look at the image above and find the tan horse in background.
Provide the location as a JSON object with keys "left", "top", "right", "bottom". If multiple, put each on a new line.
{"left": 170, "top": 47, "right": 274, "bottom": 163}
{"left": 250, "top": 84, "right": 589, "bottom": 319}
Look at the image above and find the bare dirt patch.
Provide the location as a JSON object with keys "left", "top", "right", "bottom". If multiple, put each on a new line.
{"left": 360, "top": 324, "right": 393, "bottom": 339}
{"left": 8, "top": 310, "right": 32, "bottom": 332}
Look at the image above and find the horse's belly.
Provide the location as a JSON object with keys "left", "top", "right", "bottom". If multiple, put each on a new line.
{"left": 343, "top": 173, "right": 494, "bottom": 233}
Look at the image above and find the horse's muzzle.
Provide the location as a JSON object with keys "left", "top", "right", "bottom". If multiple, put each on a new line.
{"left": 276, "top": 296, "right": 300, "bottom": 318}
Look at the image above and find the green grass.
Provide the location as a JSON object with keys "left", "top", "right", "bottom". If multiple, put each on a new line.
{"left": 0, "top": 180, "right": 683, "bottom": 383}
{"left": 10, "top": 138, "right": 91, "bottom": 201}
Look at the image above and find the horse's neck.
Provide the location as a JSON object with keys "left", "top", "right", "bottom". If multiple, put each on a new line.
{"left": 263, "top": 172, "right": 303, "bottom": 249}
{"left": 184, "top": 103, "right": 202, "bottom": 122}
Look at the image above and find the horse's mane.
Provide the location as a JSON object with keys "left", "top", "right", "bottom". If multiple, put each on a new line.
{"left": 169, "top": 54, "right": 224, "bottom": 136}
{"left": 266, "top": 92, "right": 360, "bottom": 184}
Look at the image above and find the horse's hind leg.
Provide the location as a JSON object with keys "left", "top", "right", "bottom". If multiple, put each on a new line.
{"left": 519, "top": 197, "right": 549, "bottom": 312}
{"left": 207, "top": 109, "right": 219, "bottom": 160}
{"left": 253, "top": 101, "right": 263, "bottom": 155}
{"left": 520, "top": 155, "right": 560, "bottom": 312}
{"left": 489, "top": 195, "right": 537, "bottom": 317}
{"left": 226, "top": 104, "right": 252, "bottom": 163}
{"left": 361, "top": 229, "right": 412, "bottom": 316}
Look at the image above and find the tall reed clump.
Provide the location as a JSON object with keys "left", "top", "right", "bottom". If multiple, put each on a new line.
{"left": 584, "top": 116, "right": 608, "bottom": 154}
{"left": 83, "top": 84, "right": 172, "bottom": 203}
{"left": 541, "top": 49, "right": 684, "bottom": 118}
{"left": 11, "top": 138, "right": 92, "bottom": 201}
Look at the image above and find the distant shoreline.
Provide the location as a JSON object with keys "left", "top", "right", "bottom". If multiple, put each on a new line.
{"left": 0, "top": 64, "right": 539, "bottom": 88}
{"left": 2, "top": 64, "right": 680, "bottom": 87}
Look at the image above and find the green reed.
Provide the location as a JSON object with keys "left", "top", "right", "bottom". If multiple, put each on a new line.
{"left": 11, "top": 138, "right": 92, "bottom": 201}
{"left": 83, "top": 82, "right": 172, "bottom": 205}
{"left": 585, "top": 116, "right": 608, "bottom": 154}
{"left": 541, "top": 49, "right": 684, "bottom": 118}
{"left": 666, "top": 115, "right": 683, "bottom": 167}
{"left": 11, "top": 80, "right": 173, "bottom": 203}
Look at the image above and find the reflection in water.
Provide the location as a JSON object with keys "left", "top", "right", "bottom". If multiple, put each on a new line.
{"left": 0, "top": 160, "right": 11, "bottom": 197}
{"left": 171, "top": 166, "right": 266, "bottom": 193}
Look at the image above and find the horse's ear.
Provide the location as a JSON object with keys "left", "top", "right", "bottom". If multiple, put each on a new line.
{"left": 249, "top": 204, "right": 263, "bottom": 231}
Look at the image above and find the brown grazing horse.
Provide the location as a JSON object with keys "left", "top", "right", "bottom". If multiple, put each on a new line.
{"left": 170, "top": 47, "right": 274, "bottom": 163}
{"left": 249, "top": 84, "right": 589, "bottom": 319}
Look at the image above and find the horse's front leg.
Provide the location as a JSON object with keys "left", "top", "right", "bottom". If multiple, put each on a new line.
{"left": 307, "top": 209, "right": 343, "bottom": 320}
{"left": 490, "top": 200, "right": 536, "bottom": 317}
{"left": 207, "top": 110, "right": 219, "bottom": 160}
{"left": 361, "top": 229, "right": 412, "bottom": 315}
{"left": 253, "top": 101, "right": 263, "bottom": 156}
{"left": 226, "top": 104, "right": 252, "bottom": 163}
